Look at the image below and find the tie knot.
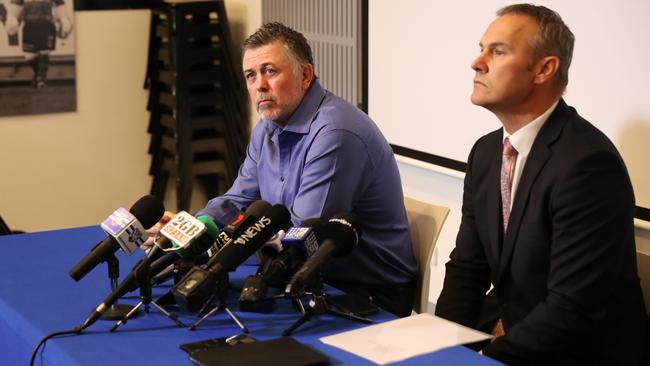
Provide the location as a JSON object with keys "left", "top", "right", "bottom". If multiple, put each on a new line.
{"left": 503, "top": 138, "right": 517, "bottom": 157}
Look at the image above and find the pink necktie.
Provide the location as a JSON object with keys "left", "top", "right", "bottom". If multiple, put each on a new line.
{"left": 501, "top": 138, "right": 518, "bottom": 231}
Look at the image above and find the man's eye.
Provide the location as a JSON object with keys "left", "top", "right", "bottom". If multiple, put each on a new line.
{"left": 265, "top": 68, "right": 276, "bottom": 75}
{"left": 494, "top": 49, "right": 506, "bottom": 55}
{"left": 245, "top": 73, "right": 255, "bottom": 81}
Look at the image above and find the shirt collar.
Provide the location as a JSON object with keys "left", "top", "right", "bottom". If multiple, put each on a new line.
{"left": 267, "top": 79, "right": 327, "bottom": 135}
{"left": 503, "top": 99, "right": 559, "bottom": 156}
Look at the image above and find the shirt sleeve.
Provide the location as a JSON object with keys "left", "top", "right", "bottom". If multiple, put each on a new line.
{"left": 290, "top": 128, "right": 373, "bottom": 224}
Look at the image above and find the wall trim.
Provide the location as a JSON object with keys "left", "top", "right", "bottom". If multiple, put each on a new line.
{"left": 395, "top": 152, "right": 650, "bottom": 227}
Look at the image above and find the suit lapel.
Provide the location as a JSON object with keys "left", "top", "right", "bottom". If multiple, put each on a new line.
{"left": 497, "top": 99, "right": 569, "bottom": 282}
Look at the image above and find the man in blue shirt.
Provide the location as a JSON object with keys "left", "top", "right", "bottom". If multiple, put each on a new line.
{"left": 194, "top": 22, "right": 418, "bottom": 316}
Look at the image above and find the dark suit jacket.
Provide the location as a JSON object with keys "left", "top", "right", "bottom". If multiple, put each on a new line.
{"left": 435, "top": 99, "right": 647, "bottom": 365}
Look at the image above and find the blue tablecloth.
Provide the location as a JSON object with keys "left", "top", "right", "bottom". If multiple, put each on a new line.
{"left": 0, "top": 226, "right": 501, "bottom": 365}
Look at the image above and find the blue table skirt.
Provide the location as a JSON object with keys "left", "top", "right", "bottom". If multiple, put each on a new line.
{"left": 0, "top": 226, "right": 500, "bottom": 366}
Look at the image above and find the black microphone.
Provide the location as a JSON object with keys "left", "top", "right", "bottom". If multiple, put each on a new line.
{"left": 253, "top": 229, "right": 285, "bottom": 279}
{"left": 172, "top": 204, "right": 291, "bottom": 311}
{"left": 120, "top": 210, "right": 229, "bottom": 293}
{"left": 69, "top": 195, "right": 164, "bottom": 282}
{"left": 207, "top": 200, "right": 273, "bottom": 256}
{"left": 150, "top": 200, "right": 273, "bottom": 288}
{"left": 239, "top": 218, "right": 327, "bottom": 311}
{"left": 265, "top": 218, "right": 326, "bottom": 285}
{"left": 76, "top": 214, "right": 220, "bottom": 331}
{"left": 238, "top": 230, "right": 286, "bottom": 312}
{"left": 285, "top": 214, "right": 361, "bottom": 297}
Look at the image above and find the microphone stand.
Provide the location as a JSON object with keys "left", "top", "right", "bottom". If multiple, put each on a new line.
{"left": 100, "top": 254, "right": 138, "bottom": 320}
{"left": 282, "top": 273, "right": 372, "bottom": 337}
{"left": 110, "top": 258, "right": 186, "bottom": 332}
{"left": 188, "top": 273, "right": 249, "bottom": 333}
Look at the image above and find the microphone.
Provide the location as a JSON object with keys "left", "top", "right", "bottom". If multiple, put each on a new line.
{"left": 222, "top": 211, "right": 256, "bottom": 238}
{"left": 172, "top": 203, "right": 291, "bottom": 312}
{"left": 285, "top": 214, "right": 361, "bottom": 297}
{"left": 207, "top": 200, "right": 272, "bottom": 257}
{"left": 253, "top": 230, "right": 286, "bottom": 280}
{"left": 280, "top": 219, "right": 325, "bottom": 259}
{"left": 76, "top": 214, "right": 219, "bottom": 331}
{"left": 265, "top": 219, "right": 325, "bottom": 285}
{"left": 154, "top": 211, "right": 213, "bottom": 253}
{"left": 150, "top": 201, "right": 273, "bottom": 287}
{"left": 69, "top": 195, "right": 164, "bottom": 282}
{"left": 239, "top": 219, "right": 326, "bottom": 311}
{"left": 259, "top": 230, "right": 285, "bottom": 258}
{"left": 122, "top": 212, "right": 223, "bottom": 293}
{"left": 238, "top": 230, "right": 286, "bottom": 312}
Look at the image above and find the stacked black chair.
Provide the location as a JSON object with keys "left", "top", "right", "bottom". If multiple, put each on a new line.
{"left": 0, "top": 216, "right": 24, "bottom": 235}
{"left": 145, "top": 0, "right": 248, "bottom": 211}
{"left": 0, "top": 216, "right": 12, "bottom": 236}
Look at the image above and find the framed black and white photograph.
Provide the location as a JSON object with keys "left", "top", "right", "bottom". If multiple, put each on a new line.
{"left": 0, "top": 0, "right": 76, "bottom": 116}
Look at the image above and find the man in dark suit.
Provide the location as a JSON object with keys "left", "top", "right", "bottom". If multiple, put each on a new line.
{"left": 435, "top": 4, "right": 647, "bottom": 365}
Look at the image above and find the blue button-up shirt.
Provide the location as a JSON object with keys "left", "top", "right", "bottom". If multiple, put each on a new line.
{"left": 197, "top": 80, "right": 417, "bottom": 284}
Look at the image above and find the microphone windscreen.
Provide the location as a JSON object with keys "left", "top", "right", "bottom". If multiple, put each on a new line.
{"left": 326, "top": 213, "right": 361, "bottom": 257}
{"left": 245, "top": 200, "right": 272, "bottom": 216}
{"left": 224, "top": 201, "right": 273, "bottom": 237}
{"left": 129, "top": 195, "right": 165, "bottom": 228}
{"left": 199, "top": 215, "right": 220, "bottom": 239}
{"left": 300, "top": 218, "right": 327, "bottom": 241}
{"left": 177, "top": 215, "right": 220, "bottom": 259}
{"left": 301, "top": 218, "right": 326, "bottom": 231}
{"left": 215, "top": 204, "right": 291, "bottom": 272}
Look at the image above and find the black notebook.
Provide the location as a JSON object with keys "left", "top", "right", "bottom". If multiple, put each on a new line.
{"left": 189, "top": 337, "right": 330, "bottom": 366}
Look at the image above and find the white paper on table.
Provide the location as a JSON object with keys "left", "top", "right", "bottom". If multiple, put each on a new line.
{"left": 319, "top": 313, "right": 491, "bottom": 365}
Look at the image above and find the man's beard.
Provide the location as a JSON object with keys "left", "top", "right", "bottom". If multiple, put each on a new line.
{"left": 257, "top": 92, "right": 302, "bottom": 123}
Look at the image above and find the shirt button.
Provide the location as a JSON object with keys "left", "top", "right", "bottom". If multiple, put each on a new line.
{"left": 280, "top": 177, "right": 285, "bottom": 182}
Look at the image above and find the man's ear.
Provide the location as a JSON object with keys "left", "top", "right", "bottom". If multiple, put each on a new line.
{"left": 301, "top": 63, "right": 314, "bottom": 90}
{"left": 533, "top": 56, "right": 560, "bottom": 85}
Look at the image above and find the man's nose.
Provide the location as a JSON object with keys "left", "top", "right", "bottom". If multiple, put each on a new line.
{"left": 471, "top": 53, "right": 487, "bottom": 73}
{"left": 255, "top": 75, "right": 269, "bottom": 91}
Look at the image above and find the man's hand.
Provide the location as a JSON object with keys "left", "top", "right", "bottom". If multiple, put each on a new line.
{"left": 491, "top": 318, "right": 505, "bottom": 340}
{"left": 140, "top": 211, "right": 175, "bottom": 252}
{"left": 57, "top": 17, "right": 73, "bottom": 39}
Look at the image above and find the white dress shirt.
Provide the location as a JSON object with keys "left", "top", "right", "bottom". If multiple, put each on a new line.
{"left": 502, "top": 100, "right": 559, "bottom": 207}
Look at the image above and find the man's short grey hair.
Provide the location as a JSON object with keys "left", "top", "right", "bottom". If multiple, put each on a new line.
{"left": 498, "top": 3, "right": 575, "bottom": 89}
{"left": 243, "top": 22, "right": 314, "bottom": 75}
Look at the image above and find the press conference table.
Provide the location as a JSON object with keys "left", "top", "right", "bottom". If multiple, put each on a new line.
{"left": 0, "top": 226, "right": 501, "bottom": 365}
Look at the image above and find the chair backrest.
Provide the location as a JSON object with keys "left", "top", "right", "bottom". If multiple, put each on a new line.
{"left": 404, "top": 196, "right": 450, "bottom": 313}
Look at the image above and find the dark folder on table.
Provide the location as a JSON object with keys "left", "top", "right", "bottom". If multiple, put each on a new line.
{"left": 189, "top": 337, "right": 330, "bottom": 366}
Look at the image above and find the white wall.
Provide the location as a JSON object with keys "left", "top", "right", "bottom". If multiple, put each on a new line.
{"left": 369, "top": 0, "right": 650, "bottom": 209}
